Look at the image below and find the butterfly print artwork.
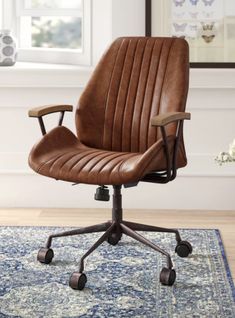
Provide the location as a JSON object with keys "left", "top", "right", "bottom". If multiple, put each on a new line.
{"left": 202, "top": 34, "right": 215, "bottom": 43}
{"left": 189, "top": 24, "right": 198, "bottom": 31}
{"left": 201, "top": 22, "right": 214, "bottom": 31}
{"left": 173, "top": 23, "right": 187, "bottom": 32}
{"left": 174, "top": 12, "right": 185, "bottom": 19}
{"left": 189, "top": 0, "right": 199, "bottom": 5}
{"left": 202, "top": 11, "right": 214, "bottom": 18}
{"left": 173, "top": 0, "right": 185, "bottom": 7}
{"left": 189, "top": 12, "right": 199, "bottom": 19}
{"left": 202, "top": 0, "right": 215, "bottom": 6}
{"left": 172, "top": 35, "right": 186, "bottom": 39}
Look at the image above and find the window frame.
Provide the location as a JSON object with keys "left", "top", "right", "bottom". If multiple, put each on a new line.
{"left": 0, "top": 0, "right": 2, "bottom": 29}
{"left": 2, "top": 0, "right": 91, "bottom": 65}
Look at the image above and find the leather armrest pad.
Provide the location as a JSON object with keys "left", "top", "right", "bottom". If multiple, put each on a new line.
{"left": 151, "top": 112, "right": 191, "bottom": 127}
{"left": 28, "top": 104, "right": 73, "bottom": 117}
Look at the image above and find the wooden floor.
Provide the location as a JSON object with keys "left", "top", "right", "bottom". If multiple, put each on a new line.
{"left": 0, "top": 208, "right": 234, "bottom": 283}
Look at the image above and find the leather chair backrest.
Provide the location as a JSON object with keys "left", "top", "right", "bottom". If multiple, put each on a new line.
{"left": 76, "top": 37, "right": 189, "bottom": 153}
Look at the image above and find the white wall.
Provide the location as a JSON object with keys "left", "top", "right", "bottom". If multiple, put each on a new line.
{"left": 0, "top": 1, "right": 234, "bottom": 211}
{"left": 92, "top": 0, "right": 145, "bottom": 64}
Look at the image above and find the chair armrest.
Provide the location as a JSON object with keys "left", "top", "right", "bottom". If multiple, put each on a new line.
{"left": 151, "top": 112, "right": 191, "bottom": 127}
{"left": 28, "top": 104, "right": 73, "bottom": 118}
{"left": 148, "top": 112, "right": 191, "bottom": 183}
{"left": 28, "top": 104, "right": 73, "bottom": 136}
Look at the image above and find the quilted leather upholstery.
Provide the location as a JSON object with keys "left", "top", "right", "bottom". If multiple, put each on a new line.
{"left": 29, "top": 37, "right": 189, "bottom": 185}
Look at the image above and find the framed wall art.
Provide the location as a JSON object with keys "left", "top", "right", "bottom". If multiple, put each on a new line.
{"left": 146, "top": 0, "right": 235, "bottom": 67}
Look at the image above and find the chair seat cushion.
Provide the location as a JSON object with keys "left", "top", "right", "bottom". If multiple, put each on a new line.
{"left": 29, "top": 126, "right": 177, "bottom": 185}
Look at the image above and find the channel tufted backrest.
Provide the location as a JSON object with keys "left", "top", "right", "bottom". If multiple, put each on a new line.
{"left": 76, "top": 37, "right": 189, "bottom": 153}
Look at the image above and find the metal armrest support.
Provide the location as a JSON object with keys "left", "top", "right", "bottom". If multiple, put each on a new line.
{"left": 28, "top": 104, "right": 73, "bottom": 136}
{"left": 143, "top": 112, "right": 191, "bottom": 184}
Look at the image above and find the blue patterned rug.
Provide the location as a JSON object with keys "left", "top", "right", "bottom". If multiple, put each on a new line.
{"left": 0, "top": 227, "right": 234, "bottom": 318}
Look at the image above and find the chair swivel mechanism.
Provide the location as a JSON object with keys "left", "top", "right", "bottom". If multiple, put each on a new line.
{"left": 28, "top": 37, "right": 192, "bottom": 290}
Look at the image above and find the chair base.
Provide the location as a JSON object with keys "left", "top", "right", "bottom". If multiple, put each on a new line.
{"left": 37, "top": 185, "right": 192, "bottom": 290}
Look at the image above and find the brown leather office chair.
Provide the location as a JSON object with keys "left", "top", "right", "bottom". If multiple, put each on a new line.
{"left": 28, "top": 37, "right": 192, "bottom": 290}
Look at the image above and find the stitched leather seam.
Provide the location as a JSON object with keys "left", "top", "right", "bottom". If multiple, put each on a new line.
{"left": 138, "top": 39, "right": 155, "bottom": 152}
{"left": 67, "top": 150, "right": 99, "bottom": 174}
{"left": 91, "top": 153, "right": 127, "bottom": 185}
{"left": 155, "top": 38, "right": 175, "bottom": 142}
{"left": 75, "top": 151, "right": 107, "bottom": 177}
{"left": 91, "top": 152, "right": 126, "bottom": 175}
{"left": 49, "top": 152, "right": 73, "bottom": 174}
{"left": 111, "top": 40, "right": 131, "bottom": 151}
{"left": 57, "top": 149, "right": 96, "bottom": 179}
{"left": 59, "top": 149, "right": 95, "bottom": 171}
{"left": 146, "top": 39, "right": 164, "bottom": 149}
{"left": 116, "top": 153, "right": 137, "bottom": 183}
{"left": 57, "top": 151, "right": 81, "bottom": 167}
{"left": 37, "top": 152, "right": 69, "bottom": 174}
{"left": 130, "top": 38, "right": 149, "bottom": 152}
{"left": 102, "top": 39, "right": 124, "bottom": 149}
{"left": 71, "top": 151, "right": 103, "bottom": 172}
{"left": 48, "top": 149, "right": 94, "bottom": 176}
{"left": 120, "top": 39, "right": 139, "bottom": 152}
{"left": 81, "top": 152, "right": 117, "bottom": 175}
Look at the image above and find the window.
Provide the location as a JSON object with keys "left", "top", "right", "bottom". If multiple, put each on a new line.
{"left": 2, "top": 0, "right": 91, "bottom": 65}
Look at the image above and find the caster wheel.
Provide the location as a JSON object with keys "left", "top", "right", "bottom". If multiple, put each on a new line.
{"left": 37, "top": 247, "right": 54, "bottom": 264}
{"left": 107, "top": 232, "right": 122, "bottom": 246}
{"left": 160, "top": 267, "right": 176, "bottom": 286}
{"left": 175, "top": 240, "right": 192, "bottom": 258}
{"left": 69, "top": 272, "right": 87, "bottom": 290}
